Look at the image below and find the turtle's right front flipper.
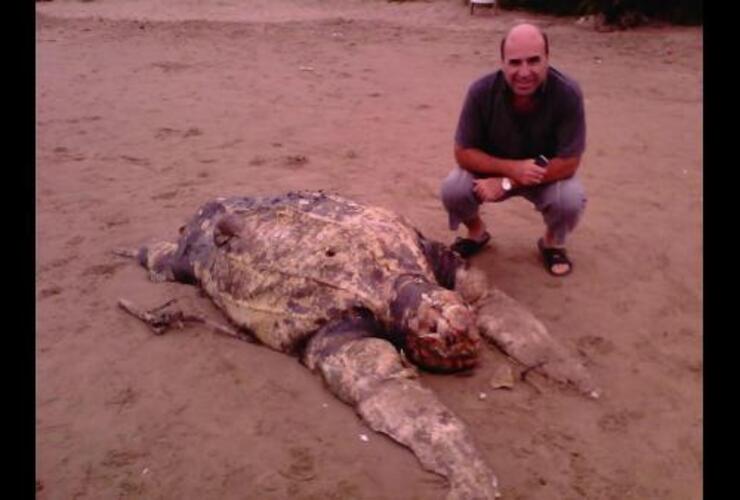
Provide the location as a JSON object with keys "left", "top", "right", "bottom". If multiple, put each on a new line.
{"left": 474, "top": 287, "right": 601, "bottom": 399}
{"left": 302, "top": 318, "right": 501, "bottom": 500}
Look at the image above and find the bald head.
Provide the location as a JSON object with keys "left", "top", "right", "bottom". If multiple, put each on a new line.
{"left": 500, "top": 23, "right": 549, "bottom": 61}
{"left": 499, "top": 23, "right": 550, "bottom": 98}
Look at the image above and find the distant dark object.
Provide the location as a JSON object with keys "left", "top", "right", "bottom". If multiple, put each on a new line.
{"left": 469, "top": 0, "right": 498, "bottom": 16}
{"left": 497, "top": 0, "right": 702, "bottom": 27}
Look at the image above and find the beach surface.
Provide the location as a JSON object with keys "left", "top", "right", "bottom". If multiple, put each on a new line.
{"left": 36, "top": 1, "right": 702, "bottom": 498}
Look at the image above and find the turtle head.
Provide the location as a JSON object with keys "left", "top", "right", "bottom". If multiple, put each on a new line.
{"left": 392, "top": 279, "right": 480, "bottom": 372}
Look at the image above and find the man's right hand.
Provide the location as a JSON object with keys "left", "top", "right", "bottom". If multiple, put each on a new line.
{"left": 511, "top": 159, "right": 547, "bottom": 186}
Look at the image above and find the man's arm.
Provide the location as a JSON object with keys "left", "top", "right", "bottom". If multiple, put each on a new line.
{"left": 455, "top": 144, "right": 581, "bottom": 186}
{"left": 458, "top": 145, "right": 583, "bottom": 203}
{"left": 454, "top": 145, "right": 544, "bottom": 186}
{"left": 541, "top": 155, "right": 581, "bottom": 184}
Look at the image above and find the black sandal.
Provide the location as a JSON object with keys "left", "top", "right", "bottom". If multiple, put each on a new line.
{"left": 451, "top": 232, "right": 491, "bottom": 258}
{"left": 537, "top": 238, "right": 573, "bottom": 276}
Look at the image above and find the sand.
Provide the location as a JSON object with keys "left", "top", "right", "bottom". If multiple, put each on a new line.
{"left": 36, "top": 1, "right": 703, "bottom": 498}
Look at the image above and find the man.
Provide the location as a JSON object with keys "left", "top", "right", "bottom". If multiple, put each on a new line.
{"left": 440, "top": 23, "right": 586, "bottom": 276}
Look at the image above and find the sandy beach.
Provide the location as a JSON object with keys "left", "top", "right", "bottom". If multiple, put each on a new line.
{"left": 36, "top": 1, "right": 702, "bottom": 498}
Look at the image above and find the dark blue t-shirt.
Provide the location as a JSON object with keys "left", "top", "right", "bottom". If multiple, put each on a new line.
{"left": 454, "top": 67, "right": 586, "bottom": 160}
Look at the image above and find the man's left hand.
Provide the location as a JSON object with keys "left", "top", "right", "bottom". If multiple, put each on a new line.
{"left": 473, "top": 178, "right": 507, "bottom": 202}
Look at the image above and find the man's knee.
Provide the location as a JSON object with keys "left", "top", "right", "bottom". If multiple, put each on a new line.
{"left": 440, "top": 167, "right": 475, "bottom": 209}
{"left": 548, "top": 178, "right": 587, "bottom": 219}
{"left": 440, "top": 167, "right": 481, "bottom": 230}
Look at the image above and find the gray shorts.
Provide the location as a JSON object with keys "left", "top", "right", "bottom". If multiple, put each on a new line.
{"left": 440, "top": 167, "right": 587, "bottom": 245}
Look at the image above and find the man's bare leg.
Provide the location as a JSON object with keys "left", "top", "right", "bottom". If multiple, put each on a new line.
{"left": 541, "top": 229, "right": 571, "bottom": 275}
{"left": 462, "top": 215, "right": 488, "bottom": 241}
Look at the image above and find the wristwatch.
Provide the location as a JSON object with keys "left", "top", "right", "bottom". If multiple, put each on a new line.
{"left": 501, "top": 177, "right": 513, "bottom": 192}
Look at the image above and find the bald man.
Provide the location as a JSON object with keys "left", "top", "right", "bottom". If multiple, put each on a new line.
{"left": 441, "top": 23, "right": 586, "bottom": 276}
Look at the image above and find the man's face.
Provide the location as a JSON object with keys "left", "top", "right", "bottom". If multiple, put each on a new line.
{"left": 501, "top": 32, "right": 549, "bottom": 97}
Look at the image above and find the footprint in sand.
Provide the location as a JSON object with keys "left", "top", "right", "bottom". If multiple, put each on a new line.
{"left": 66, "top": 235, "right": 85, "bottom": 247}
{"left": 576, "top": 335, "right": 615, "bottom": 357}
{"left": 105, "top": 386, "right": 139, "bottom": 412}
{"left": 279, "top": 447, "right": 316, "bottom": 482}
{"left": 155, "top": 127, "right": 203, "bottom": 140}
{"left": 101, "top": 215, "right": 131, "bottom": 229}
{"left": 150, "top": 61, "right": 192, "bottom": 73}
{"left": 249, "top": 156, "right": 267, "bottom": 166}
{"left": 39, "top": 286, "right": 63, "bottom": 299}
{"left": 612, "top": 299, "right": 634, "bottom": 315}
{"left": 39, "top": 255, "right": 77, "bottom": 273}
{"left": 82, "top": 262, "right": 127, "bottom": 278}
{"left": 101, "top": 448, "right": 148, "bottom": 469}
{"left": 151, "top": 190, "right": 179, "bottom": 201}
{"left": 597, "top": 409, "right": 645, "bottom": 434}
{"left": 283, "top": 155, "right": 309, "bottom": 167}
{"left": 119, "top": 155, "right": 152, "bottom": 168}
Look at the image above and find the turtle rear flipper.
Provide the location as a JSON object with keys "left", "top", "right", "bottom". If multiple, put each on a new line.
{"left": 113, "top": 245, "right": 170, "bottom": 281}
{"left": 116, "top": 241, "right": 193, "bottom": 284}
{"left": 112, "top": 247, "right": 141, "bottom": 260}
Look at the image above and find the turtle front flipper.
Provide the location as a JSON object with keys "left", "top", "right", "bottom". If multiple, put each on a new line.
{"left": 416, "top": 233, "right": 490, "bottom": 305}
{"left": 302, "top": 318, "right": 501, "bottom": 500}
{"left": 472, "top": 285, "right": 601, "bottom": 399}
{"left": 416, "top": 231, "right": 466, "bottom": 290}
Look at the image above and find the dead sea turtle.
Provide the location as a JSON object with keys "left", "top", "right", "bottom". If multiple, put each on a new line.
{"left": 119, "top": 190, "right": 598, "bottom": 500}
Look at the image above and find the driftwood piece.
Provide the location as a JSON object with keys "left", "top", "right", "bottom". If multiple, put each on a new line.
{"left": 117, "top": 298, "right": 256, "bottom": 343}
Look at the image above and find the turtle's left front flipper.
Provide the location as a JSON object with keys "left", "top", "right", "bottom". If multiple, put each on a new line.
{"left": 474, "top": 287, "right": 601, "bottom": 399}
{"left": 302, "top": 319, "right": 501, "bottom": 500}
